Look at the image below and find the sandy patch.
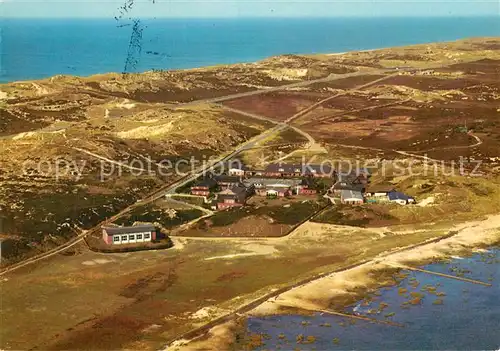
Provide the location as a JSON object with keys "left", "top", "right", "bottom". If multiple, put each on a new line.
{"left": 263, "top": 68, "right": 308, "bottom": 81}
{"left": 167, "top": 321, "right": 237, "bottom": 351}
{"left": 252, "top": 261, "right": 385, "bottom": 315}
{"left": 116, "top": 122, "right": 175, "bottom": 139}
{"left": 141, "top": 324, "right": 161, "bottom": 334}
{"left": 12, "top": 129, "right": 66, "bottom": 140}
{"left": 205, "top": 244, "right": 276, "bottom": 261}
{"left": 205, "top": 253, "right": 263, "bottom": 261}
{"left": 190, "top": 306, "right": 227, "bottom": 320}
{"left": 81, "top": 258, "right": 114, "bottom": 266}
{"left": 417, "top": 196, "right": 435, "bottom": 207}
{"left": 171, "top": 237, "right": 187, "bottom": 250}
{"left": 115, "top": 99, "right": 136, "bottom": 109}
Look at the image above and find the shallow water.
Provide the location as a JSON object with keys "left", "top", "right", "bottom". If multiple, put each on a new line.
{"left": 246, "top": 248, "right": 500, "bottom": 350}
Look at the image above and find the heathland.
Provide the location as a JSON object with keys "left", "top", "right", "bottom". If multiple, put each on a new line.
{"left": 0, "top": 37, "right": 500, "bottom": 350}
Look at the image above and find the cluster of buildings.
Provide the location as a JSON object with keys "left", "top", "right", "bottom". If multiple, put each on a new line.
{"left": 190, "top": 162, "right": 333, "bottom": 210}
{"left": 100, "top": 162, "right": 416, "bottom": 247}
{"left": 328, "top": 172, "right": 416, "bottom": 205}
{"left": 190, "top": 161, "right": 416, "bottom": 209}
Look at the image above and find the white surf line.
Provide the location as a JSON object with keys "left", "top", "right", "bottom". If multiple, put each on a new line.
{"left": 72, "top": 147, "right": 145, "bottom": 171}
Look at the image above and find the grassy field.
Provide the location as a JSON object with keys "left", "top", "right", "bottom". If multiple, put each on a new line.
{"left": 1, "top": 215, "right": 458, "bottom": 351}
{"left": 313, "top": 165, "right": 500, "bottom": 228}
{"left": 113, "top": 205, "right": 204, "bottom": 230}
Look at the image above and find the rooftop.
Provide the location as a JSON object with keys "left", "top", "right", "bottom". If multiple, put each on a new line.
{"left": 103, "top": 224, "right": 156, "bottom": 235}
{"left": 193, "top": 177, "right": 218, "bottom": 188}
{"left": 215, "top": 175, "right": 242, "bottom": 183}
{"left": 340, "top": 189, "right": 364, "bottom": 201}
{"left": 332, "top": 182, "right": 365, "bottom": 192}
{"left": 218, "top": 185, "right": 247, "bottom": 196}
{"left": 264, "top": 163, "right": 335, "bottom": 175}
{"left": 243, "top": 177, "right": 301, "bottom": 187}
{"left": 388, "top": 191, "right": 415, "bottom": 201}
{"left": 367, "top": 184, "right": 395, "bottom": 193}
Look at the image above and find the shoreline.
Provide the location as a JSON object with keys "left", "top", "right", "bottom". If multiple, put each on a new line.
{"left": 1, "top": 36, "right": 497, "bottom": 85}
{"left": 168, "top": 213, "right": 500, "bottom": 350}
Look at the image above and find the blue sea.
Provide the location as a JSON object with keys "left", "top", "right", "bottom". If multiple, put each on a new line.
{"left": 1, "top": 17, "right": 500, "bottom": 83}
{"left": 246, "top": 248, "right": 500, "bottom": 350}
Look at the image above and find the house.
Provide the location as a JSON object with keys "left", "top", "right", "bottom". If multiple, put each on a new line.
{"left": 340, "top": 189, "right": 364, "bottom": 205}
{"left": 298, "top": 178, "right": 317, "bottom": 195}
{"left": 265, "top": 186, "right": 291, "bottom": 198}
{"left": 263, "top": 163, "right": 335, "bottom": 178}
{"left": 191, "top": 177, "right": 218, "bottom": 196}
{"left": 244, "top": 178, "right": 299, "bottom": 196}
{"left": 215, "top": 175, "right": 242, "bottom": 189}
{"left": 102, "top": 224, "right": 157, "bottom": 245}
{"left": 366, "top": 185, "right": 395, "bottom": 198}
{"left": 388, "top": 191, "right": 416, "bottom": 205}
{"left": 251, "top": 169, "right": 266, "bottom": 177}
{"left": 331, "top": 181, "right": 365, "bottom": 195}
{"left": 264, "top": 163, "right": 303, "bottom": 178}
{"left": 226, "top": 160, "right": 249, "bottom": 177}
{"left": 216, "top": 185, "right": 249, "bottom": 210}
{"left": 228, "top": 167, "right": 246, "bottom": 177}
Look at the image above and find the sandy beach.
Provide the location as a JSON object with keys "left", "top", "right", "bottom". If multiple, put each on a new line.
{"left": 169, "top": 213, "right": 500, "bottom": 350}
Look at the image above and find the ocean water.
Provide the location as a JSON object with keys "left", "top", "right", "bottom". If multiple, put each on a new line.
{"left": 246, "top": 248, "right": 500, "bottom": 350}
{"left": 2, "top": 17, "right": 500, "bottom": 83}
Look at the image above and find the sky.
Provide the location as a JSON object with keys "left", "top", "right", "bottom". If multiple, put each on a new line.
{"left": 2, "top": 0, "right": 499, "bottom": 18}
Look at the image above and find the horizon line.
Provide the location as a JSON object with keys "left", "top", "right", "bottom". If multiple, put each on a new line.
{"left": 4, "top": 14, "right": 500, "bottom": 19}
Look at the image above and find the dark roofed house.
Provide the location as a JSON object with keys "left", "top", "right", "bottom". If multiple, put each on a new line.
{"left": 102, "top": 224, "right": 157, "bottom": 245}
{"left": 338, "top": 171, "right": 368, "bottom": 185}
{"left": 217, "top": 185, "right": 250, "bottom": 210}
{"left": 331, "top": 181, "right": 365, "bottom": 195}
{"left": 388, "top": 191, "right": 416, "bottom": 205}
{"left": 191, "top": 177, "right": 218, "bottom": 196}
